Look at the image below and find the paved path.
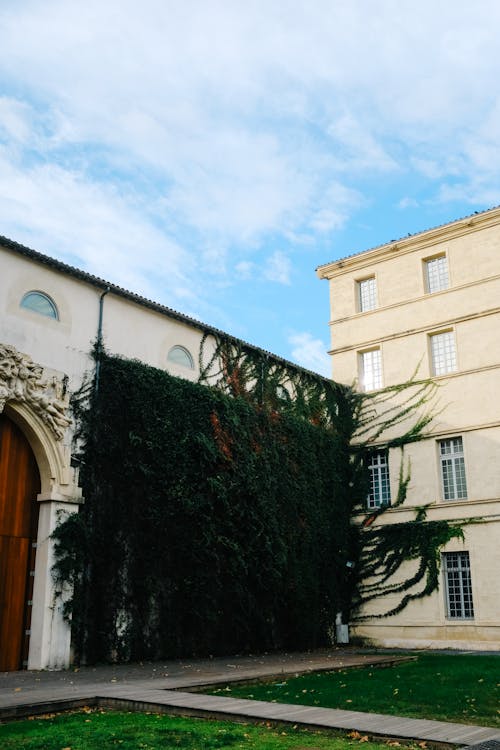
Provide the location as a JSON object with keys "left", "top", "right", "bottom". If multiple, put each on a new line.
{"left": 1, "top": 649, "right": 499, "bottom": 746}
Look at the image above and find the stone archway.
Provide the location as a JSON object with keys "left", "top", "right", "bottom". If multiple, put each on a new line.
{"left": 0, "top": 342, "right": 82, "bottom": 670}
{"left": 0, "top": 414, "right": 41, "bottom": 670}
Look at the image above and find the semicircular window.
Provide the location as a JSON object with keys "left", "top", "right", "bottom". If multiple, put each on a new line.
{"left": 167, "top": 345, "right": 194, "bottom": 369}
{"left": 20, "top": 291, "right": 59, "bottom": 320}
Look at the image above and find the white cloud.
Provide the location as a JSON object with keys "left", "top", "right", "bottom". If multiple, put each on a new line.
{"left": 2, "top": 0, "right": 497, "bottom": 252}
{"left": 436, "top": 180, "right": 500, "bottom": 207}
{"left": 235, "top": 261, "right": 255, "bottom": 280}
{"left": 410, "top": 159, "right": 444, "bottom": 180}
{"left": 163, "top": 130, "right": 307, "bottom": 241}
{"left": 263, "top": 251, "right": 292, "bottom": 285}
{"left": 327, "top": 114, "right": 397, "bottom": 173}
{"left": 411, "top": 156, "right": 466, "bottom": 180}
{"left": 1, "top": 0, "right": 500, "bottom": 360}
{"left": 0, "top": 0, "right": 447, "bottom": 258}
{"left": 0, "top": 97, "right": 33, "bottom": 143}
{"left": 289, "top": 332, "right": 330, "bottom": 377}
{"left": 398, "top": 197, "right": 419, "bottom": 210}
{"left": 309, "top": 182, "right": 363, "bottom": 233}
{"left": 0, "top": 148, "right": 192, "bottom": 305}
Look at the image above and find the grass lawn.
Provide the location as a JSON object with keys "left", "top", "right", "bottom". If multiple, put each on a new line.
{"left": 0, "top": 708, "right": 422, "bottom": 750}
{"left": 209, "top": 654, "right": 500, "bottom": 727}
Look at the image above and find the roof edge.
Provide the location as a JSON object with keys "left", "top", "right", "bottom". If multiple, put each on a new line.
{"left": 316, "top": 204, "right": 500, "bottom": 278}
{"left": 0, "top": 234, "right": 331, "bottom": 383}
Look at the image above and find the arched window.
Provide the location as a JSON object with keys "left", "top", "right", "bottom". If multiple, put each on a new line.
{"left": 20, "top": 291, "right": 59, "bottom": 320}
{"left": 167, "top": 345, "right": 194, "bottom": 369}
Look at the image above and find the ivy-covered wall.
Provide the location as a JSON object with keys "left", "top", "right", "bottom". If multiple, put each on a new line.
{"left": 54, "top": 353, "right": 362, "bottom": 663}
{"left": 53, "top": 349, "right": 464, "bottom": 664}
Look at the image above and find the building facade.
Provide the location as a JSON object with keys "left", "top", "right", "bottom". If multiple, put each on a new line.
{"left": 317, "top": 205, "right": 500, "bottom": 650}
{"left": 0, "top": 235, "right": 314, "bottom": 671}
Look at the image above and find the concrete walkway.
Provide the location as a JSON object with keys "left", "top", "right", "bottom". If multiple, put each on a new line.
{"left": 1, "top": 649, "right": 499, "bottom": 746}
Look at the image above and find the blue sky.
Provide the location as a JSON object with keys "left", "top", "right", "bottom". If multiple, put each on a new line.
{"left": 2, "top": 1, "right": 500, "bottom": 376}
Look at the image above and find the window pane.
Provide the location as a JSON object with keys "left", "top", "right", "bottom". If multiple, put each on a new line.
{"left": 167, "top": 346, "right": 194, "bottom": 369}
{"left": 367, "top": 450, "right": 391, "bottom": 508}
{"left": 426, "top": 256, "right": 449, "bottom": 293}
{"left": 358, "top": 277, "right": 377, "bottom": 312}
{"left": 361, "top": 349, "right": 382, "bottom": 391}
{"left": 20, "top": 291, "right": 58, "bottom": 320}
{"left": 430, "top": 331, "right": 456, "bottom": 375}
{"left": 443, "top": 551, "right": 474, "bottom": 618}
{"left": 439, "top": 437, "right": 467, "bottom": 500}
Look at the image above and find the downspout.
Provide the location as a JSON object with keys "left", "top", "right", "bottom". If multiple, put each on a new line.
{"left": 94, "top": 287, "right": 110, "bottom": 393}
{"left": 79, "top": 286, "right": 109, "bottom": 663}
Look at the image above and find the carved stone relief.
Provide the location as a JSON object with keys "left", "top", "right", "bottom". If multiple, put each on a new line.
{"left": 0, "top": 343, "right": 71, "bottom": 440}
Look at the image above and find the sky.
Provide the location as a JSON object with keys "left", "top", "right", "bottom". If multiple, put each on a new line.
{"left": 2, "top": 1, "right": 500, "bottom": 376}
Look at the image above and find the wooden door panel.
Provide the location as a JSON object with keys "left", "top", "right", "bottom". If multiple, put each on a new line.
{"left": 0, "top": 535, "right": 30, "bottom": 671}
{"left": 0, "top": 418, "right": 39, "bottom": 538}
{"left": 0, "top": 415, "right": 40, "bottom": 671}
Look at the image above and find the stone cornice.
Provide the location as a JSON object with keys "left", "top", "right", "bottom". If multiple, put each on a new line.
{"left": 316, "top": 205, "right": 500, "bottom": 279}
{"left": 329, "top": 302, "right": 500, "bottom": 353}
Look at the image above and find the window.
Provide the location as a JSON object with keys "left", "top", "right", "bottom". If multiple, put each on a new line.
{"left": 20, "top": 291, "right": 58, "bottom": 320}
{"left": 425, "top": 255, "right": 449, "bottom": 293}
{"left": 439, "top": 437, "right": 467, "bottom": 500}
{"left": 360, "top": 349, "right": 382, "bottom": 391}
{"left": 430, "top": 331, "right": 456, "bottom": 375}
{"left": 276, "top": 385, "right": 289, "bottom": 401}
{"left": 443, "top": 551, "right": 474, "bottom": 618}
{"left": 367, "top": 450, "right": 391, "bottom": 508}
{"left": 167, "top": 345, "right": 194, "bottom": 369}
{"left": 358, "top": 277, "right": 377, "bottom": 312}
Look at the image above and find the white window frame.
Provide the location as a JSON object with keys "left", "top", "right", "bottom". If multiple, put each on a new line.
{"left": 443, "top": 551, "right": 474, "bottom": 619}
{"left": 20, "top": 290, "right": 59, "bottom": 320}
{"left": 357, "top": 276, "right": 377, "bottom": 312}
{"left": 167, "top": 345, "right": 194, "bottom": 369}
{"left": 367, "top": 449, "right": 391, "bottom": 509}
{"left": 359, "top": 348, "right": 383, "bottom": 391}
{"left": 425, "top": 254, "right": 449, "bottom": 294}
{"left": 430, "top": 330, "right": 457, "bottom": 376}
{"left": 439, "top": 436, "right": 467, "bottom": 500}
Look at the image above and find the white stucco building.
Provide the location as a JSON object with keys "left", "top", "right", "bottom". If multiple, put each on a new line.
{"left": 317, "top": 205, "right": 500, "bottom": 650}
{"left": 0, "top": 235, "right": 314, "bottom": 671}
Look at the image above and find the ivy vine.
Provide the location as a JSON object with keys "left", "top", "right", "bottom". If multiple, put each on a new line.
{"left": 52, "top": 337, "right": 464, "bottom": 663}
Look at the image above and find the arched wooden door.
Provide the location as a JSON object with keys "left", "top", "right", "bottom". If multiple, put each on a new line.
{"left": 0, "top": 414, "right": 41, "bottom": 671}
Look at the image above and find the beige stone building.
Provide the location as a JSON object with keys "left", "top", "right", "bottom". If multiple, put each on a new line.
{"left": 317, "top": 205, "right": 500, "bottom": 650}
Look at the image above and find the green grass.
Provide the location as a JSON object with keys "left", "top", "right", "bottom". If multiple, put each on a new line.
{"left": 0, "top": 709, "right": 419, "bottom": 750}
{"left": 209, "top": 654, "right": 500, "bottom": 727}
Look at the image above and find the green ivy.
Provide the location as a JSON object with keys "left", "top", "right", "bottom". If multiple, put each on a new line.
{"left": 53, "top": 352, "right": 364, "bottom": 662}
{"left": 52, "top": 343, "right": 464, "bottom": 663}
